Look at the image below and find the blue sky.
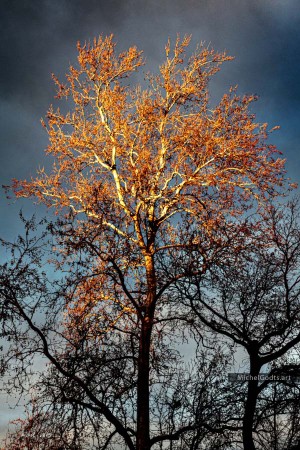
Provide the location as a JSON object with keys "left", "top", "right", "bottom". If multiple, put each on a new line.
{"left": 1, "top": 0, "right": 300, "bottom": 440}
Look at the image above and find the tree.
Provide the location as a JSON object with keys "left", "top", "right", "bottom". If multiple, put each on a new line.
{"left": 1, "top": 216, "right": 238, "bottom": 449}
{"left": 2, "top": 34, "right": 289, "bottom": 449}
{"left": 2, "top": 401, "right": 81, "bottom": 450}
{"left": 177, "top": 199, "right": 300, "bottom": 450}
{"left": 254, "top": 382, "right": 300, "bottom": 450}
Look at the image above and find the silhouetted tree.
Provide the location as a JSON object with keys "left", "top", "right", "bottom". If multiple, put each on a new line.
{"left": 177, "top": 199, "right": 300, "bottom": 450}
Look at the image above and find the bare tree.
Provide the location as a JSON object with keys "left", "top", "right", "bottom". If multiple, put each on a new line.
{"left": 1, "top": 34, "right": 290, "bottom": 449}
{"left": 178, "top": 199, "right": 300, "bottom": 450}
{"left": 0, "top": 214, "right": 237, "bottom": 449}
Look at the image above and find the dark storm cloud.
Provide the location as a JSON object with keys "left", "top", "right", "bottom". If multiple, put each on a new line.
{"left": 0, "top": 0, "right": 127, "bottom": 103}
{"left": 1, "top": 0, "right": 300, "bottom": 116}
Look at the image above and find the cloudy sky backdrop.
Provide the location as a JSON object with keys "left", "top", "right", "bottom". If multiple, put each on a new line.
{"left": 1, "top": 0, "right": 300, "bottom": 440}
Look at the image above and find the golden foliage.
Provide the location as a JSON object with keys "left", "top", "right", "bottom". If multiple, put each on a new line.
{"left": 13, "top": 34, "right": 288, "bottom": 332}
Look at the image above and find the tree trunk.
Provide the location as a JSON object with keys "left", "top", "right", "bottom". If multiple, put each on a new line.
{"left": 136, "top": 253, "right": 156, "bottom": 450}
{"left": 136, "top": 316, "right": 152, "bottom": 450}
{"left": 243, "top": 353, "right": 261, "bottom": 450}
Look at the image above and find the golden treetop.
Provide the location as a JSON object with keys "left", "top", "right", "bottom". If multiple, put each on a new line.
{"left": 14, "top": 34, "right": 287, "bottom": 253}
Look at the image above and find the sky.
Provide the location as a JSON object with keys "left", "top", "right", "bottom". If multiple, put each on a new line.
{"left": 1, "top": 0, "right": 300, "bottom": 441}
